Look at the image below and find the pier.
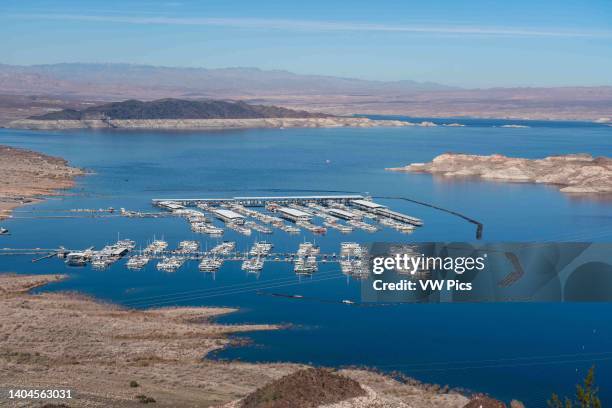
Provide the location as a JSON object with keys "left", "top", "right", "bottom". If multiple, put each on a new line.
{"left": 0, "top": 248, "right": 349, "bottom": 263}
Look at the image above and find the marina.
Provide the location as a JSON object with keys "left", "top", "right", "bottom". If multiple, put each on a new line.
{"left": 2, "top": 239, "right": 368, "bottom": 278}
{"left": 1, "top": 121, "right": 611, "bottom": 406}
{"left": 65, "top": 238, "right": 134, "bottom": 268}
{"left": 0, "top": 196, "right": 420, "bottom": 276}
{"left": 149, "top": 195, "right": 423, "bottom": 239}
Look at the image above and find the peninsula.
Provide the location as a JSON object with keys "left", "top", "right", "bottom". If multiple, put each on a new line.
{"left": 0, "top": 145, "right": 84, "bottom": 219}
{"left": 0, "top": 274, "right": 472, "bottom": 407}
{"left": 387, "top": 153, "right": 612, "bottom": 194}
{"left": 8, "top": 98, "right": 416, "bottom": 130}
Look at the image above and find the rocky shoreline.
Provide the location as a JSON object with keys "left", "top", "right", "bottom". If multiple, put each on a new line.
{"left": 8, "top": 117, "right": 431, "bottom": 130}
{"left": 387, "top": 153, "right": 612, "bottom": 194}
{"left": 0, "top": 145, "right": 84, "bottom": 219}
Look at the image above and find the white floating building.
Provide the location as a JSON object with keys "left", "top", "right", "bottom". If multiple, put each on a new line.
{"left": 212, "top": 208, "right": 245, "bottom": 224}
{"left": 277, "top": 207, "right": 312, "bottom": 222}
{"left": 350, "top": 199, "right": 386, "bottom": 211}
{"left": 327, "top": 208, "right": 360, "bottom": 220}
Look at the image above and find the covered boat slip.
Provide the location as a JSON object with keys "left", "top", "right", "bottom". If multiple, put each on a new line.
{"left": 153, "top": 195, "right": 364, "bottom": 207}
{"left": 152, "top": 195, "right": 423, "bottom": 226}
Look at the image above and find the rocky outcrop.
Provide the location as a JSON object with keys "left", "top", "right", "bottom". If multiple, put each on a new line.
{"left": 8, "top": 117, "right": 422, "bottom": 130}
{"left": 238, "top": 368, "right": 366, "bottom": 408}
{"left": 387, "top": 153, "right": 612, "bottom": 194}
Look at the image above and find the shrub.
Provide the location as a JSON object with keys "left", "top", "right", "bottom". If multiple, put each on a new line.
{"left": 548, "top": 366, "right": 601, "bottom": 408}
{"left": 135, "top": 394, "right": 156, "bottom": 404}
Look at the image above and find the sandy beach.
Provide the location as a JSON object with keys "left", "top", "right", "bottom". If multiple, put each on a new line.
{"left": 0, "top": 145, "right": 84, "bottom": 220}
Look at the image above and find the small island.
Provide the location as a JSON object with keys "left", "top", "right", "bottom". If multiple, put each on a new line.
{"left": 8, "top": 98, "right": 418, "bottom": 130}
{"left": 387, "top": 153, "right": 612, "bottom": 194}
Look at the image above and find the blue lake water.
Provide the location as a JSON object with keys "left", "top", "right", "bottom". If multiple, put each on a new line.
{"left": 1, "top": 118, "right": 612, "bottom": 406}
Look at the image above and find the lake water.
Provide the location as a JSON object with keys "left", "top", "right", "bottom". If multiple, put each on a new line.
{"left": 1, "top": 118, "right": 612, "bottom": 406}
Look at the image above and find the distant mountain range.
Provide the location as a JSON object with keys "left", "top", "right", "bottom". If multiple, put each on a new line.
{"left": 0, "top": 63, "right": 454, "bottom": 100}
{"left": 1, "top": 63, "right": 611, "bottom": 121}
{"left": 30, "top": 98, "right": 327, "bottom": 120}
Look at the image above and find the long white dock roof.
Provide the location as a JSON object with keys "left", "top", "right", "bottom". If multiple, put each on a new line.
{"left": 328, "top": 208, "right": 359, "bottom": 218}
{"left": 153, "top": 195, "right": 363, "bottom": 202}
{"left": 212, "top": 209, "right": 244, "bottom": 219}
{"left": 278, "top": 207, "right": 311, "bottom": 217}
{"left": 351, "top": 199, "right": 385, "bottom": 209}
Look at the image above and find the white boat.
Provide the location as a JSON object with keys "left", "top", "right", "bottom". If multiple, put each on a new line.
{"left": 65, "top": 251, "right": 90, "bottom": 266}
{"left": 127, "top": 255, "right": 150, "bottom": 269}
{"left": 296, "top": 221, "right": 326, "bottom": 234}
{"left": 0, "top": 227, "right": 8, "bottom": 235}
{"left": 211, "top": 241, "right": 235, "bottom": 255}
{"left": 249, "top": 241, "right": 273, "bottom": 256}
{"left": 196, "top": 203, "right": 212, "bottom": 211}
{"left": 91, "top": 257, "right": 111, "bottom": 269}
{"left": 396, "top": 224, "right": 416, "bottom": 233}
{"left": 324, "top": 221, "right": 353, "bottom": 233}
{"left": 192, "top": 223, "right": 224, "bottom": 235}
{"left": 297, "top": 242, "right": 320, "bottom": 256}
{"left": 241, "top": 257, "right": 264, "bottom": 271}
{"left": 157, "top": 256, "right": 184, "bottom": 272}
{"left": 199, "top": 257, "right": 223, "bottom": 272}
{"left": 116, "top": 239, "right": 136, "bottom": 250}
{"left": 145, "top": 239, "right": 168, "bottom": 254}
{"left": 341, "top": 259, "right": 367, "bottom": 277}
{"left": 278, "top": 223, "right": 300, "bottom": 234}
{"left": 347, "top": 219, "right": 377, "bottom": 232}
{"left": 340, "top": 242, "right": 363, "bottom": 257}
{"left": 228, "top": 222, "right": 251, "bottom": 236}
{"left": 377, "top": 217, "right": 415, "bottom": 233}
{"left": 245, "top": 221, "right": 273, "bottom": 234}
{"left": 378, "top": 217, "right": 395, "bottom": 226}
{"left": 177, "top": 240, "right": 199, "bottom": 253}
{"left": 294, "top": 256, "right": 317, "bottom": 274}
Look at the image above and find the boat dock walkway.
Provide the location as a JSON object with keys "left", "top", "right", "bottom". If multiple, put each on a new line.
{"left": 0, "top": 248, "right": 352, "bottom": 263}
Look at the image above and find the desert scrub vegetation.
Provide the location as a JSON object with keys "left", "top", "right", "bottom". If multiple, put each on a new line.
{"left": 548, "top": 366, "right": 601, "bottom": 408}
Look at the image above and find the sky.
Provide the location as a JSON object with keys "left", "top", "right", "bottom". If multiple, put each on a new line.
{"left": 1, "top": 0, "right": 611, "bottom": 88}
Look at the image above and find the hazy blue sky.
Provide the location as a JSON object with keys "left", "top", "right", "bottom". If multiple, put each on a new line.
{"left": 1, "top": 0, "right": 611, "bottom": 87}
